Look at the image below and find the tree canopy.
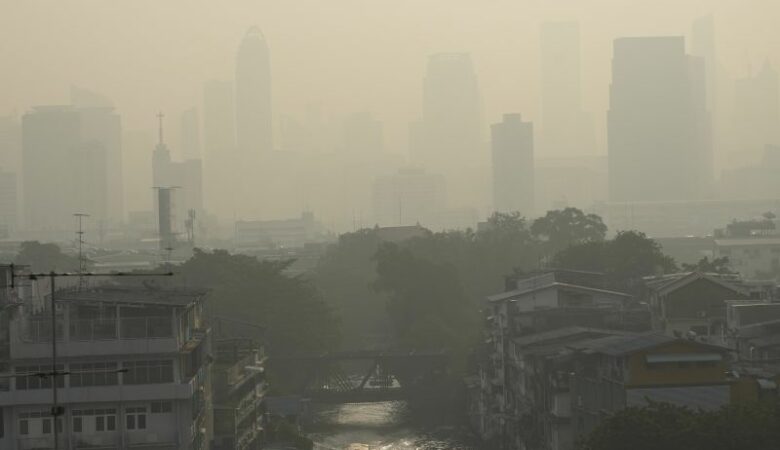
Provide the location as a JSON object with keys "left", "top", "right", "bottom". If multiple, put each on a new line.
{"left": 175, "top": 248, "right": 340, "bottom": 356}
{"left": 14, "top": 241, "right": 81, "bottom": 272}
{"left": 579, "top": 401, "right": 780, "bottom": 450}
{"left": 531, "top": 207, "right": 607, "bottom": 252}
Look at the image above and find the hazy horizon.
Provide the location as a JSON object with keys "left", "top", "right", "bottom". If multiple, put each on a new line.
{"left": 2, "top": 0, "right": 779, "bottom": 158}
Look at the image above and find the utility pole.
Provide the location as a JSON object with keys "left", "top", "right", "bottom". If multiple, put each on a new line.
{"left": 9, "top": 268, "right": 173, "bottom": 450}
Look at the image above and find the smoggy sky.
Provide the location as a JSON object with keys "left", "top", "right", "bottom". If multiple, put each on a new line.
{"left": 1, "top": 0, "right": 779, "bottom": 156}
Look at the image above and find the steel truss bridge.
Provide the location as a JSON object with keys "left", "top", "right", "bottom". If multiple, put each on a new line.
{"left": 269, "top": 350, "right": 450, "bottom": 403}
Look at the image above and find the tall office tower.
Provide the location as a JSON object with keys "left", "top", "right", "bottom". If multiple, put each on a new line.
{"left": 418, "top": 53, "right": 483, "bottom": 207}
{"left": 371, "top": 168, "right": 446, "bottom": 227}
{"left": 608, "top": 37, "right": 712, "bottom": 202}
{"left": 22, "top": 106, "right": 90, "bottom": 237}
{"left": 343, "top": 111, "right": 383, "bottom": 154}
{"left": 180, "top": 107, "right": 202, "bottom": 160}
{"left": 122, "top": 130, "right": 154, "bottom": 213}
{"left": 203, "top": 80, "right": 236, "bottom": 222}
{"left": 78, "top": 106, "right": 123, "bottom": 223}
{"left": 491, "top": 114, "right": 535, "bottom": 215}
{"left": 235, "top": 26, "right": 272, "bottom": 157}
{"left": 733, "top": 62, "right": 780, "bottom": 165}
{"left": 0, "top": 114, "right": 22, "bottom": 176}
{"left": 0, "top": 168, "right": 18, "bottom": 237}
{"left": 691, "top": 16, "right": 718, "bottom": 113}
{"left": 539, "top": 22, "right": 596, "bottom": 157}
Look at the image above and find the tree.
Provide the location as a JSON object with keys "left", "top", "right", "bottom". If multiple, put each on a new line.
{"left": 174, "top": 249, "right": 340, "bottom": 356}
{"left": 15, "top": 241, "right": 81, "bottom": 272}
{"left": 531, "top": 207, "right": 607, "bottom": 251}
{"left": 373, "top": 243, "right": 479, "bottom": 364}
{"left": 312, "top": 228, "right": 395, "bottom": 348}
{"left": 579, "top": 401, "right": 780, "bottom": 450}
{"left": 552, "top": 231, "right": 677, "bottom": 289}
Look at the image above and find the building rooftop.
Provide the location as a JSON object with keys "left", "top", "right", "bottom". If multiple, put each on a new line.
{"left": 644, "top": 271, "right": 745, "bottom": 297}
{"left": 487, "top": 281, "right": 631, "bottom": 303}
{"left": 569, "top": 333, "right": 677, "bottom": 356}
{"left": 55, "top": 285, "right": 208, "bottom": 307}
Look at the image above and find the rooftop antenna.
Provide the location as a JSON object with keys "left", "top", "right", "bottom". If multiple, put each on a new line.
{"left": 74, "top": 213, "right": 90, "bottom": 291}
{"left": 157, "top": 111, "right": 165, "bottom": 146}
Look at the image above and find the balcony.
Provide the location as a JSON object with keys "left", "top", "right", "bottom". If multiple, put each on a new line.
{"left": 17, "top": 437, "right": 66, "bottom": 450}
{"left": 0, "top": 382, "right": 195, "bottom": 406}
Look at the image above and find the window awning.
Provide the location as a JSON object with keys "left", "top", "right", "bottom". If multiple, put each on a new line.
{"left": 646, "top": 353, "right": 722, "bottom": 363}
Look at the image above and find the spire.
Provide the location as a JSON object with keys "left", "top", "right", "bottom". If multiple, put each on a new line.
{"left": 157, "top": 111, "right": 165, "bottom": 146}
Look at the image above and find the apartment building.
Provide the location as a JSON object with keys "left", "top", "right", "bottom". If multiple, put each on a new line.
{"left": 0, "top": 281, "right": 212, "bottom": 450}
{"left": 211, "top": 323, "right": 267, "bottom": 450}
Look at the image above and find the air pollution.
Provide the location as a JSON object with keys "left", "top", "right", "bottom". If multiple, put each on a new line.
{"left": 1, "top": 1, "right": 779, "bottom": 449}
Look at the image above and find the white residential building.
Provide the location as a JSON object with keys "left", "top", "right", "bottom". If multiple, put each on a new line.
{"left": 0, "top": 277, "right": 212, "bottom": 450}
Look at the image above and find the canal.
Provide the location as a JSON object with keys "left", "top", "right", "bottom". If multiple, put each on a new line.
{"left": 308, "top": 401, "right": 479, "bottom": 449}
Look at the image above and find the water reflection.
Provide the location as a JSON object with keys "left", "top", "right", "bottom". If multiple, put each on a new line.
{"left": 309, "top": 401, "right": 477, "bottom": 450}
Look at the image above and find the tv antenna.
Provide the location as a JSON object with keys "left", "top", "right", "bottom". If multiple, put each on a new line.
{"left": 74, "top": 213, "right": 90, "bottom": 291}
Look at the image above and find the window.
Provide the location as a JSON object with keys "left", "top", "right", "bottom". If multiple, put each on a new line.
{"left": 125, "top": 407, "right": 147, "bottom": 430}
{"left": 122, "top": 360, "right": 173, "bottom": 384}
{"left": 70, "top": 362, "right": 119, "bottom": 387}
{"left": 15, "top": 365, "right": 64, "bottom": 390}
{"left": 18, "top": 411, "right": 50, "bottom": 436}
{"left": 150, "top": 401, "right": 172, "bottom": 413}
{"left": 72, "top": 409, "right": 116, "bottom": 433}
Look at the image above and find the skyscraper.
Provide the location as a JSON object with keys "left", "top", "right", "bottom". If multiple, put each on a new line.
{"left": 491, "top": 114, "right": 534, "bottom": 215}
{"left": 180, "top": 107, "right": 202, "bottom": 160}
{"left": 608, "top": 37, "right": 711, "bottom": 202}
{"left": 733, "top": 61, "right": 780, "bottom": 165}
{"left": 78, "top": 106, "right": 123, "bottom": 223}
{"left": 203, "top": 79, "right": 236, "bottom": 222}
{"left": 539, "top": 22, "right": 596, "bottom": 157}
{"left": 22, "top": 106, "right": 114, "bottom": 237}
{"left": 417, "top": 53, "right": 483, "bottom": 209}
{"left": 235, "top": 26, "right": 272, "bottom": 157}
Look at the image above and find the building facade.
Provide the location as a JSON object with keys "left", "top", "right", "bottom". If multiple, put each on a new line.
{"left": 491, "top": 114, "right": 534, "bottom": 216}
{"left": 0, "top": 281, "right": 212, "bottom": 450}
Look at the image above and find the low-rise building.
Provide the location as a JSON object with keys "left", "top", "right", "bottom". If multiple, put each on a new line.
{"left": 644, "top": 271, "right": 748, "bottom": 338}
{"left": 211, "top": 321, "right": 267, "bottom": 450}
{"left": 0, "top": 280, "right": 212, "bottom": 450}
{"left": 569, "top": 334, "right": 732, "bottom": 443}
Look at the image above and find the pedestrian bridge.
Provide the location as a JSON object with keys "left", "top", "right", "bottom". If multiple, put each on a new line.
{"left": 269, "top": 350, "right": 450, "bottom": 403}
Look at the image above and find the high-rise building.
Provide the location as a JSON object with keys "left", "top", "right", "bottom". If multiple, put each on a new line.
{"left": 491, "top": 114, "right": 534, "bottom": 215}
{"left": 733, "top": 61, "right": 780, "bottom": 165}
{"left": 417, "top": 53, "right": 483, "bottom": 209}
{"left": 203, "top": 79, "right": 237, "bottom": 223}
{"left": 0, "top": 114, "right": 22, "bottom": 178}
{"left": 180, "top": 107, "right": 202, "bottom": 160}
{"left": 152, "top": 114, "right": 204, "bottom": 241}
{"left": 539, "top": 22, "right": 596, "bottom": 157}
{"left": 122, "top": 130, "right": 154, "bottom": 214}
{"left": 78, "top": 107, "right": 123, "bottom": 223}
{"left": 235, "top": 27, "right": 272, "bottom": 157}
{"left": 0, "top": 168, "right": 18, "bottom": 238}
{"left": 343, "top": 111, "right": 383, "bottom": 154}
{"left": 608, "top": 37, "right": 711, "bottom": 202}
{"left": 22, "top": 106, "right": 88, "bottom": 236}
